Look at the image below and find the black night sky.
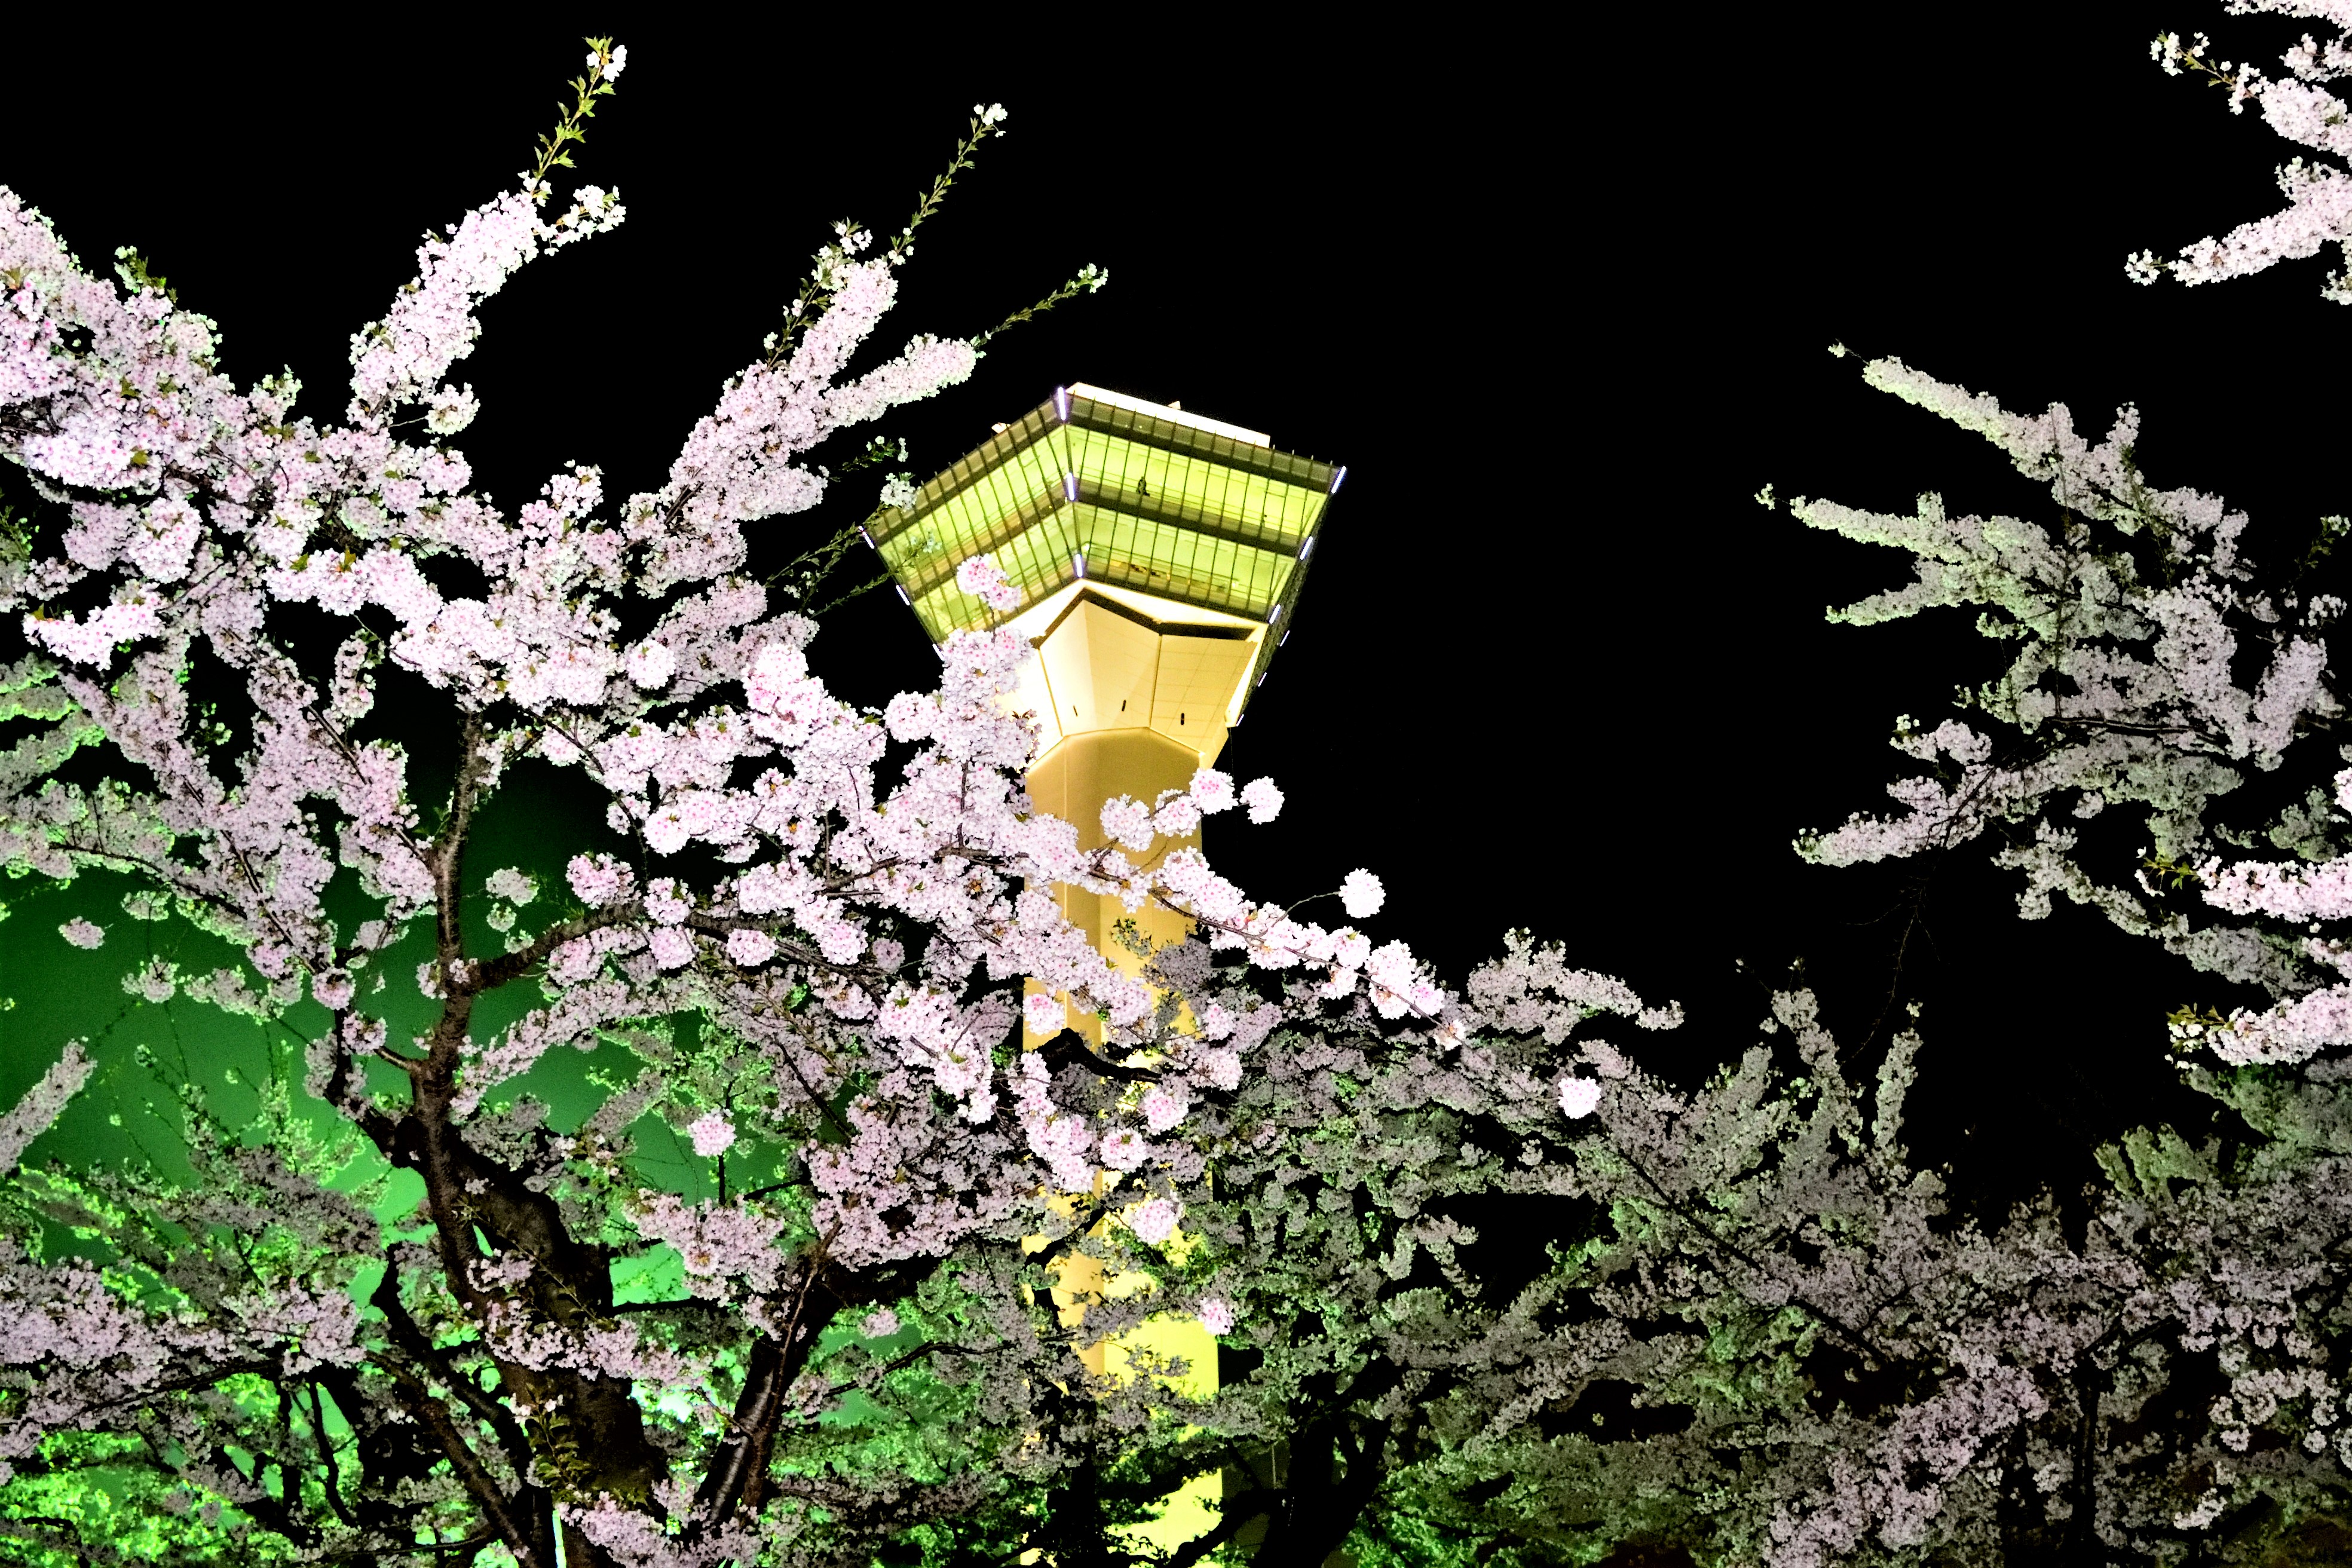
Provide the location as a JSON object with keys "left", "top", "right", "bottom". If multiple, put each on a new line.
{"left": 3, "top": 7, "right": 2342, "bottom": 1222}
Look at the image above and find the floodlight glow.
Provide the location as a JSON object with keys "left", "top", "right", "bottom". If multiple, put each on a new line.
{"left": 1054, "top": 385, "right": 1071, "bottom": 422}
{"left": 1298, "top": 535, "right": 1315, "bottom": 561}
{"left": 859, "top": 526, "right": 875, "bottom": 549}
{"left": 1267, "top": 604, "right": 1282, "bottom": 624}
{"left": 1063, "top": 472, "right": 1079, "bottom": 503}
{"left": 1073, "top": 553, "right": 1086, "bottom": 578}
{"left": 1329, "top": 466, "right": 1348, "bottom": 495}
{"left": 895, "top": 584, "right": 910, "bottom": 604}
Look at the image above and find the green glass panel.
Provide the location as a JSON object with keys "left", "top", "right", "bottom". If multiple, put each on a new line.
{"left": 867, "top": 391, "right": 1337, "bottom": 651}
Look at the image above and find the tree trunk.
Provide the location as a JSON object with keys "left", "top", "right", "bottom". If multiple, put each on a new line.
{"left": 1247, "top": 1416, "right": 1382, "bottom": 1566}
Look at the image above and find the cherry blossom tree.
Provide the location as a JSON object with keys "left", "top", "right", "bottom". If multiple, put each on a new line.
{"left": 1376, "top": 5, "right": 2352, "bottom": 1560}
{"left": 1333, "top": 984, "right": 2352, "bottom": 1566}
{"left": 958, "top": 931, "right": 1681, "bottom": 1566}
{"left": 14, "top": 7, "right": 2352, "bottom": 1567}
{"left": 1115, "top": 4, "right": 2352, "bottom": 1561}
{"left": 1780, "top": 5, "right": 2352, "bottom": 1065}
{"left": 0, "top": 36, "right": 1477, "bottom": 1568}
{"left": 1010, "top": 7, "right": 2352, "bottom": 1560}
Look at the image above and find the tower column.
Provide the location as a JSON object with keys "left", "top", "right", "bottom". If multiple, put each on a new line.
{"left": 1025, "top": 725, "right": 1203, "bottom": 1040}
{"left": 867, "top": 381, "right": 1343, "bottom": 1558}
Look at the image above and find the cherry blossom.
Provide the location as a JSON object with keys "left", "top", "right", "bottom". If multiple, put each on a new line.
{"left": 1558, "top": 1076, "right": 1603, "bottom": 1119}
{"left": 1022, "top": 991, "right": 1063, "bottom": 1036}
{"left": 1241, "top": 776, "right": 1285, "bottom": 823}
{"left": 624, "top": 638, "right": 677, "bottom": 690}
{"left": 722, "top": 928, "right": 777, "bottom": 967}
{"left": 0, "top": 1045, "right": 91, "bottom": 1175}
{"left": 687, "top": 1112, "right": 736, "bottom": 1158}
{"left": 953, "top": 553, "right": 1019, "bottom": 612}
{"left": 1125, "top": 1198, "right": 1181, "bottom": 1246}
{"left": 487, "top": 866, "right": 540, "bottom": 905}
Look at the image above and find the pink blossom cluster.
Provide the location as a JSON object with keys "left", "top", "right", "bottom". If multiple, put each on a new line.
{"left": 1125, "top": 1198, "right": 1181, "bottom": 1246}
{"left": 1788, "top": 355, "right": 2346, "bottom": 1019}
{"left": 0, "top": 1044, "right": 93, "bottom": 1174}
{"left": 631, "top": 1194, "right": 788, "bottom": 1300}
{"left": 1011, "top": 1053, "right": 1095, "bottom": 1192}
{"left": 687, "top": 1112, "right": 736, "bottom": 1157}
{"left": 953, "top": 554, "right": 1021, "bottom": 612}
{"left": 2134, "top": 5, "right": 2352, "bottom": 303}
{"left": 1337, "top": 868, "right": 1385, "bottom": 919}
{"left": 1557, "top": 1077, "right": 1603, "bottom": 1119}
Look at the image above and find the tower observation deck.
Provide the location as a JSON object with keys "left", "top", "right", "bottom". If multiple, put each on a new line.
{"left": 870, "top": 381, "right": 1340, "bottom": 758}
{"left": 871, "top": 382, "right": 1343, "bottom": 1553}
{"left": 872, "top": 381, "right": 1342, "bottom": 1027}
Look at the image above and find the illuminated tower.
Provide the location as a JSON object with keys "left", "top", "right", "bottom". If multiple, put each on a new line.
{"left": 870, "top": 382, "right": 1342, "bottom": 1552}
{"left": 869, "top": 382, "right": 1342, "bottom": 1020}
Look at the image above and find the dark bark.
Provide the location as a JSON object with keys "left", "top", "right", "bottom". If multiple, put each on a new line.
{"left": 2063, "top": 1352, "right": 2106, "bottom": 1560}
{"left": 688, "top": 1328, "right": 796, "bottom": 1538}
{"left": 1248, "top": 1413, "right": 1385, "bottom": 1567}
{"left": 379, "top": 1353, "right": 558, "bottom": 1568}
{"left": 1036, "top": 1027, "right": 1164, "bottom": 1085}
{"left": 314, "top": 1362, "right": 463, "bottom": 1554}
{"left": 305, "top": 715, "right": 670, "bottom": 1568}
{"left": 1237, "top": 1361, "right": 1411, "bottom": 1566}
{"left": 1024, "top": 1460, "right": 1126, "bottom": 1568}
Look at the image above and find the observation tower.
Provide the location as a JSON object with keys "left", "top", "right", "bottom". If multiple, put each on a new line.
{"left": 871, "top": 382, "right": 1342, "bottom": 1554}
{"left": 869, "top": 382, "right": 1342, "bottom": 1021}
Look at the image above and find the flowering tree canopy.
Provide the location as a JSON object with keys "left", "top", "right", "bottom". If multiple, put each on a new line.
{"left": 10, "top": 8, "right": 2352, "bottom": 1567}
{"left": 2130, "top": 0, "right": 2352, "bottom": 304}
{"left": 0, "top": 36, "right": 1496, "bottom": 1568}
